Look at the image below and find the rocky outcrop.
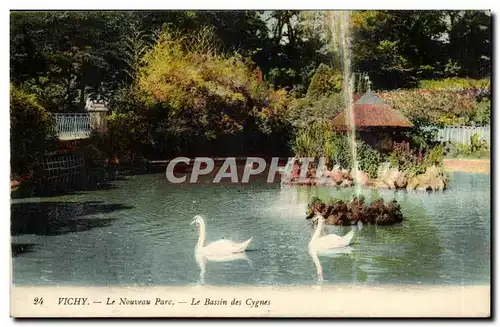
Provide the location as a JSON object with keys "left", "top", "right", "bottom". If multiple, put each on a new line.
{"left": 282, "top": 160, "right": 448, "bottom": 192}
{"left": 282, "top": 161, "right": 357, "bottom": 187}
{"left": 376, "top": 165, "right": 401, "bottom": 189}
{"left": 406, "top": 165, "right": 449, "bottom": 191}
{"left": 375, "top": 163, "right": 449, "bottom": 191}
{"left": 306, "top": 195, "right": 404, "bottom": 226}
{"left": 394, "top": 171, "right": 408, "bottom": 189}
{"left": 356, "top": 170, "right": 369, "bottom": 186}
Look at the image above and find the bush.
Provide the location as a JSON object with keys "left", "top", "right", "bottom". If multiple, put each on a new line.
{"left": 251, "top": 88, "right": 292, "bottom": 135}
{"left": 335, "top": 136, "right": 385, "bottom": 178}
{"left": 131, "top": 26, "right": 294, "bottom": 156}
{"left": 103, "top": 111, "right": 153, "bottom": 163}
{"left": 306, "top": 63, "right": 342, "bottom": 98}
{"left": 290, "top": 122, "right": 383, "bottom": 178}
{"left": 379, "top": 89, "right": 477, "bottom": 126}
{"left": 387, "top": 141, "right": 444, "bottom": 175}
{"left": 290, "top": 121, "right": 337, "bottom": 160}
{"left": 423, "top": 143, "right": 444, "bottom": 167}
{"left": 10, "top": 84, "right": 57, "bottom": 177}
{"left": 286, "top": 93, "right": 344, "bottom": 128}
{"left": 387, "top": 141, "right": 425, "bottom": 175}
{"left": 419, "top": 78, "right": 490, "bottom": 92}
{"left": 103, "top": 27, "right": 295, "bottom": 158}
{"left": 356, "top": 141, "right": 384, "bottom": 178}
{"left": 471, "top": 98, "right": 490, "bottom": 126}
{"left": 447, "top": 134, "right": 490, "bottom": 159}
{"left": 137, "top": 27, "right": 268, "bottom": 138}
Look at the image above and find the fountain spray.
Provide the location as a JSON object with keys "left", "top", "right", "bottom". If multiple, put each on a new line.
{"left": 329, "top": 11, "right": 361, "bottom": 196}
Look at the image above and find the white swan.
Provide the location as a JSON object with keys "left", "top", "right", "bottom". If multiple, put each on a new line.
{"left": 190, "top": 215, "right": 253, "bottom": 255}
{"left": 309, "top": 214, "right": 357, "bottom": 251}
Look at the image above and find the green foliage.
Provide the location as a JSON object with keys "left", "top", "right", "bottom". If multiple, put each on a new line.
{"left": 11, "top": 10, "right": 492, "bottom": 114}
{"left": 354, "top": 72, "right": 371, "bottom": 94}
{"left": 387, "top": 141, "right": 426, "bottom": 175}
{"left": 351, "top": 10, "right": 491, "bottom": 89}
{"left": 10, "top": 11, "right": 131, "bottom": 111}
{"left": 331, "top": 136, "right": 384, "bottom": 178}
{"left": 103, "top": 27, "right": 294, "bottom": 159}
{"left": 136, "top": 27, "right": 285, "bottom": 140}
{"left": 289, "top": 121, "right": 383, "bottom": 178}
{"left": 290, "top": 121, "right": 337, "bottom": 160}
{"left": 379, "top": 89, "right": 477, "bottom": 126}
{"left": 387, "top": 141, "right": 444, "bottom": 175}
{"left": 21, "top": 77, "right": 68, "bottom": 113}
{"left": 104, "top": 111, "right": 153, "bottom": 163}
{"left": 356, "top": 141, "right": 384, "bottom": 178}
{"left": 402, "top": 124, "right": 438, "bottom": 154}
{"left": 423, "top": 143, "right": 444, "bottom": 167}
{"left": 419, "top": 78, "right": 490, "bottom": 91}
{"left": 471, "top": 98, "right": 491, "bottom": 126}
{"left": 10, "top": 10, "right": 272, "bottom": 111}
{"left": 447, "top": 134, "right": 490, "bottom": 158}
{"left": 9, "top": 10, "right": 492, "bottom": 164}
{"left": 286, "top": 93, "right": 344, "bottom": 128}
{"left": 108, "top": 84, "right": 144, "bottom": 114}
{"left": 252, "top": 88, "right": 292, "bottom": 135}
{"left": 261, "top": 11, "right": 334, "bottom": 95}
{"left": 470, "top": 134, "right": 489, "bottom": 153}
{"left": 306, "top": 63, "right": 342, "bottom": 98}
{"left": 10, "top": 84, "right": 57, "bottom": 177}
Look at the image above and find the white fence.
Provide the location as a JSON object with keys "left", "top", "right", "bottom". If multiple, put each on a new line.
{"left": 53, "top": 113, "right": 93, "bottom": 140}
{"left": 431, "top": 126, "right": 490, "bottom": 145}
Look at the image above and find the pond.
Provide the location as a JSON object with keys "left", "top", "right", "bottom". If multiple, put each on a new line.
{"left": 10, "top": 172, "right": 490, "bottom": 287}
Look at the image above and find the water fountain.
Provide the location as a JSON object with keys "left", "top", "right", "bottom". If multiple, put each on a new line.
{"left": 331, "top": 11, "right": 362, "bottom": 195}
{"left": 279, "top": 12, "right": 362, "bottom": 189}
{"left": 280, "top": 157, "right": 295, "bottom": 186}
{"left": 303, "top": 12, "right": 406, "bottom": 224}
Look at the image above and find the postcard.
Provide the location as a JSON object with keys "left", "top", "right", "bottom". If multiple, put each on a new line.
{"left": 9, "top": 9, "right": 491, "bottom": 318}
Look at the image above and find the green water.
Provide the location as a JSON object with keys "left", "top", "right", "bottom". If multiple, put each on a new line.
{"left": 11, "top": 172, "right": 490, "bottom": 287}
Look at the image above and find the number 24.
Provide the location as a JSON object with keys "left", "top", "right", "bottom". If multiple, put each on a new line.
{"left": 33, "top": 297, "right": 44, "bottom": 305}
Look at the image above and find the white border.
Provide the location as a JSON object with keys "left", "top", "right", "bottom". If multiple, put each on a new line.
{"left": 2, "top": 0, "right": 499, "bottom": 10}
{"left": 1, "top": 2, "right": 498, "bottom": 326}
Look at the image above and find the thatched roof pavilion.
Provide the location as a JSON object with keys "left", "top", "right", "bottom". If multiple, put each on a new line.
{"left": 332, "top": 91, "right": 413, "bottom": 131}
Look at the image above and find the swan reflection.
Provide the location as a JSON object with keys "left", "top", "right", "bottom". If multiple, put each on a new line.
{"left": 308, "top": 246, "right": 354, "bottom": 285}
{"left": 195, "top": 251, "right": 251, "bottom": 286}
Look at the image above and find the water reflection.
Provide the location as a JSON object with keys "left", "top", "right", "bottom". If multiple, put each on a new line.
{"left": 309, "top": 246, "right": 355, "bottom": 286}
{"left": 11, "top": 172, "right": 490, "bottom": 286}
{"left": 195, "top": 251, "right": 251, "bottom": 286}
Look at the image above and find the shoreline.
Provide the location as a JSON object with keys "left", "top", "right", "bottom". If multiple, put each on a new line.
{"left": 443, "top": 158, "right": 490, "bottom": 174}
{"left": 9, "top": 157, "right": 490, "bottom": 193}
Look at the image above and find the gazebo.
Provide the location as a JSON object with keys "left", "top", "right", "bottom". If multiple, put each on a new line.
{"left": 331, "top": 90, "right": 413, "bottom": 149}
{"left": 331, "top": 90, "right": 413, "bottom": 131}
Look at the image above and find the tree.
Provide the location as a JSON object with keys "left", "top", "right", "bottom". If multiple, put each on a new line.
{"left": 306, "top": 63, "right": 342, "bottom": 98}
{"left": 448, "top": 11, "right": 491, "bottom": 78}
{"left": 350, "top": 10, "right": 491, "bottom": 89}
{"left": 351, "top": 10, "right": 450, "bottom": 89}
{"left": 10, "top": 11, "right": 128, "bottom": 111}
{"left": 10, "top": 84, "right": 57, "bottom": 176}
